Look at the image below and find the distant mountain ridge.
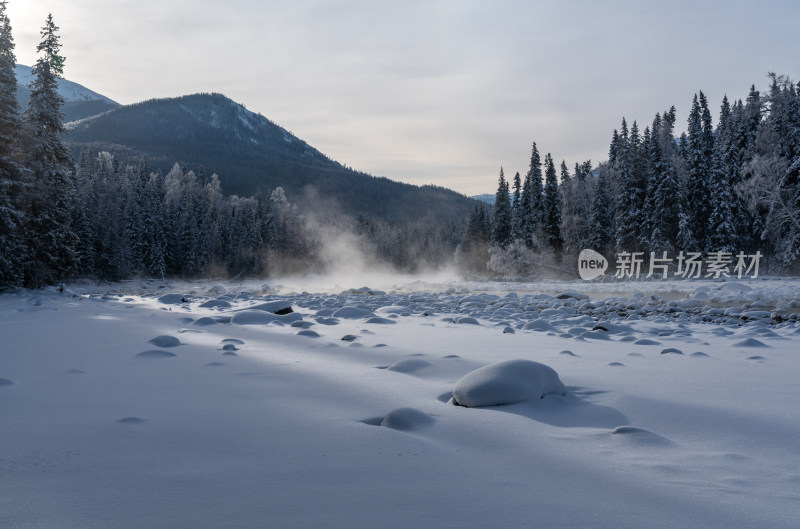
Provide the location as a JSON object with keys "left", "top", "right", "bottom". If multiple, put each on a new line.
{"left": 63, "top": 92, "right": 477, "bottom": 221}
{"left": 14, "top": 65, "right": 476, "bottom": 222}
{"left": 15, "top": 64, "right": 120, "bottom": 122}
{"left": 471, "top": 194, "right": 495, "bottom": 205}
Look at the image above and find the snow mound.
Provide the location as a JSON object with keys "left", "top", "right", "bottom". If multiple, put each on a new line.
{"left": 660, "top": 348, "right": 684, "bottom": 355}
{"left": 634, "top": 339, "right": 661, "bottom": 345}
{"left": 297, "top": 330, "right": 320, "bottom": 338}
{"left": 611, "top": 426, "right": 674, "bottom": 446}
{"left": 452, "top": 359, "right": 566, "bottom": 407}
{"left": 733, "top": 338, "right": 769, "bottom": 348}
{"left": 118, "top": 416, "right": 147, "bottom": 424}
{"left": 248, "top": 300, "right": 293, "bottom": 314}
{"left": 332, "top": 307, "right": 375, "bottom": 319}
{"left": 386, "top": 358, "right": 433, "bottom": 374}
{"left": 148, "top": 335, "right": 181, "bottom": 348}
{"left": 365, "top": 317, "right": 395, "bottom": 324}
{"left": 592, "top": 322, "right": 634, "bottom": 334}
{"left": 230, "top": 310, "right": 273, "bottom": 325}
{"left": 0, "top": 377, "right": 15, "bottom": 387}
{"left": 380, "top": 408, "right": 436, "bottom": 431}
{"left": 192, "top": 317, "right": 218, "bottom": 326}
{"left": 135, "top": 350, "right": 177, "bottom": 359}
{"left": 521, "top": 319, "right": 556, "bottom": 332}
{"left": 158, "top": 294, "right": 188, "bottom": 304}
{"left": 199, "top": 299, "right": 231, "bottom": 309}
{"left": 455, "top": 317, "right": 480, "bottom": 325}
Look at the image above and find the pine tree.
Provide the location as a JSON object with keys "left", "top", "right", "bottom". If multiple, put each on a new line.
{"left": 609, "top": 129, "right": 620, "bottom": 165}
{"left": 685, "top": 93, "right": 714, "bottom": 251}
{"left": 492, "top": 167, "right": 512, "bottom": 248}
{"left": 142, "top": 171, "right": 167, "bottom": 278}
{"left": 707, "top": 96, "right": 738, "bottom": 252}
{"left": 645, "top": 111, "right": 681, "bottom": 252}
{"left": 614, "top": 118, "right": 644, "bottom": 252}
{"left": 22, "top": 14, "right": 78, "bottom": 287}
{"left": 588, "top": 168, "right": 614, "bottom": 256}
{"left": 0, "top": 1, "right": 25, "bottom": 288}
{"left": 542, "top": 153, "right": 562, "bottom": 254}
{"left": 521, "top": 142, "right": 544, "bottom": 248}
{"left": 511, "top": 171, "right": 522, "bottom": 240}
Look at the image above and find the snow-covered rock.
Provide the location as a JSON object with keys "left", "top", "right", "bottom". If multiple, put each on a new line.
{"left": 452, "top": 359, "right": 567, "bottom": 407}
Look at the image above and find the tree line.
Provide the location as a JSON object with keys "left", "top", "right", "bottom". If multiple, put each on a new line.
{"left": 458, "top": 74, "right": 800, "bottom": 277}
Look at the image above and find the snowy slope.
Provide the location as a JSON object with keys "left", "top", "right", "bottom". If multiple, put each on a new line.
{"left": 14, "top": 63, "right": 117, "bottom": 104}
{"left": 1, "top": 277, "right": 799, "bottom": 528}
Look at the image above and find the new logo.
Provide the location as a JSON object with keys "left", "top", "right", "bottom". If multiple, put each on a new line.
{"left": 578, "top": 249, "right": 608, "bottom": 280}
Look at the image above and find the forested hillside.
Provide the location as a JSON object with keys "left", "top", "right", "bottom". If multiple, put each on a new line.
{"left": 63, "top": 93, "right": 477, "bottom": 223}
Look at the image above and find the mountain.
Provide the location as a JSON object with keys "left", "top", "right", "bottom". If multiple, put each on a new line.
{"left": 63, "top": 92, "right": 477, "bottom": 222}
{"left": 15, "top": 64, "right": 120, "bottom": 122}
{"left": 471, "top": 194, "right": 495, "bottom": 205}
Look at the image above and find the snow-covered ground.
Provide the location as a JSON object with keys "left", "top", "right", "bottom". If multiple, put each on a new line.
{"left": 2, "top": 276, "right": 799, "bottom": 528}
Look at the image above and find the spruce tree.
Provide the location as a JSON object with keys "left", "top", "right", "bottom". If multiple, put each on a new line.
{"left": 22, "top": 14, "right": 78, "bottom": 287}
{"left": 0, "top": 1, "right": 25, "bottom": 288}
{"left": 645, "top": 112, "right": 681, "bottom": 252}
{"left": 519, "top": 167, "right": 533, "bottom": 246}
{"left": 614, "top": 118, "right": 643, "bottom": 252}
{"left": 492, "top": 167, "right": 512, "bottom": 248}
{"left": 686, "top": 93, "right": 713, "bottom": 251}
{"left": 542, "top": 154, "right": 562, "bottom": 254}
{"left": 707, "top": 96, "right": 738, "bottom": 252}
{"left": 588, "top": 168, "right": 614, "bottom": 256}
{"left": 522, "top": 142, "right": 544, "bottom": 247}
{"left": 511, "top": 171, "right": 522, "bottom": 240}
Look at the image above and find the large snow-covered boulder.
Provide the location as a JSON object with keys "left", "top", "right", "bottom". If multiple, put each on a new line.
{"left": 452, "top": 359, "right": 567, "bottom": 408}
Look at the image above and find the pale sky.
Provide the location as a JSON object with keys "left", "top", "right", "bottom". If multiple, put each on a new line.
{"left": 7, "top": 0, "right": 800, "bottom": 196}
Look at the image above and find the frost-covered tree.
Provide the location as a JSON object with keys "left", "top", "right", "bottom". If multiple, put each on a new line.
{"left": 492, "top": 167, "right": 512, "bottom": 248}
{"left": 613, "top": 118, "right": 645, "bottom": 252}
{"left": 520, "top": 142, "right": 544, "bottom": 248}
{"left": 685, "top": 92, "right": 714, "bottom": 251}
{"left": 456, "top": 203, "right": 492, "bottom": 272}
{"left": 644, "top": 111, "right": 682, "bottom": 252}
{"left": 22, "top": 14, "right": 78, "bottom": 287}
{"left": 511, "top": 171, "right": 523, "bottom": 240}
{"left": 588, "top": 165, "right": 614, "bottom": 256}
{"left": 707, "top": 96, "right": 738, "bottom": 252}
{"left": 0, "top": 1, "right": 25, "bottom": 288}
{"left": 542, "top": 154, "right": 562, "bottom": 253}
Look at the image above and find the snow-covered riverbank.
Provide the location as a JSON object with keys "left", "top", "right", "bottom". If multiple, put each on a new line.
{"left": 2, "top": 277, "right": 799, "bottom": 528}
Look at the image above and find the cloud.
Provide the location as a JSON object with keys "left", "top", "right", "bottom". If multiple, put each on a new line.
{"left": 9, "top": 0, "right": 800, "bottom": 195}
